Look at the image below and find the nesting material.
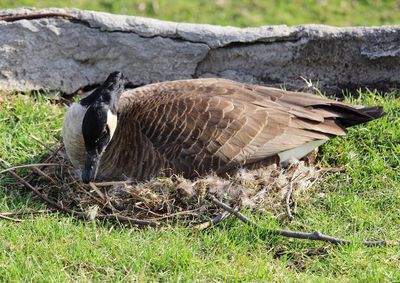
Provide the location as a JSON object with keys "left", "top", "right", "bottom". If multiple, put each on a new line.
{"left": 31, "top": 146, "right": 328, "bottom": 225}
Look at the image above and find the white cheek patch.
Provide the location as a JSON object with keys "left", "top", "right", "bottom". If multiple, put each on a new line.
{"left": 62, "top": 103, "right": 88, "bottom": 169}
{"left": 107, "top": 110, "right": 118, "bottom": 139}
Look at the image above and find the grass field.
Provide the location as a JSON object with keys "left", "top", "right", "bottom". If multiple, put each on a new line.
{"left": 1, "top": 90, "right": 399, "bottom": 282}
{"left": 1, "top": 1, "right": 400, "bottom": 282}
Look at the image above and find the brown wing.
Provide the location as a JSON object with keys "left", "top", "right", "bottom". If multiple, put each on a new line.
{"left": 118, "top": 78, "right": 378, "bottom": 176}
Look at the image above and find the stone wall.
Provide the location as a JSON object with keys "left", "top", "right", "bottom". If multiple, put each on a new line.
{"left": 1, "top": 8, "right": 399, "bottom": 94}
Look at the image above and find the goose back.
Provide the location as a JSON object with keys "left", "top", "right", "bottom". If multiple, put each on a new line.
{"left": 92, "top": 78, "right": 382, "bottom": 181}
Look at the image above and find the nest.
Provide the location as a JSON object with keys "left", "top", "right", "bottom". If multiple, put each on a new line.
{"left": 20, "top": 145, "right": 333, "bottom": 228}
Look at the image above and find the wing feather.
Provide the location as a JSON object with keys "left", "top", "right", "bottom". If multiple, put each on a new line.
{"left": 118, "top": 78, "right": 366, "bottom": 176}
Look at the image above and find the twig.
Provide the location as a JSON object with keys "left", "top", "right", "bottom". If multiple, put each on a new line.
{"left": 28, "top": 145, "right": 66, "bottom": 180}
{"left": 284, "top": 167, "right": 306, "bottom": 220}
{"left": 147, "top": 208, "right": 203, "bottom": 221}
{"left": 88, "top": 182, "right": 119, "bottom": 212}
{"left": 32, "top": 167, "right": 58, "bottom": 184}
{"left": 0, "top": 209, "right": 57, "bottom": 216}
{"left": 0, "top": 209, "right": 58, "bottom": 222}
{"left": 103, "top": 190, "right": 120, "bottom": 213}
{"left": 209, "top": 196, "right": 252, "bottom": 224}
{"left": 0, "top": 163, "right": 158, "bottom": 227}
{"left": 209, "top": 195, "right": 395, "bottom": 247}
{"left": 0, "top": 163, "right": 59, "bottom": 175}
{"left": 134, "top": 204, "right": 164, "bottom": 217}
{"left": 318, "top": 166, "right": 346, "bottom": 174}
{"left": 0, "top": 214, "right": 24, "bottom": 222}
{"left": 192, "top": 211, "right": 231, "bottom": 231}
{"left": 285, "top": 181, "right": 295, "bottom": 220}
{"left": 44, "top": 144, "right": 65, "bottom": 162}
{"left": 75, "top": 183, "right": 106, "bottom": 206}
{"left": 92, "top": 181, "right": 136, "bottom": 187}
{"left": 98, "top": 214, "right": 158, "bottom": 226}
{"left": 89, "top": 182, "right": 106, "bottom": 200}
{"left": 29, "top": 135, "right": 57, "bottom": 154}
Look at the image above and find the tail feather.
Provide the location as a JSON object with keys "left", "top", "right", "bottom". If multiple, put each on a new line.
{"left": 337, "top": 105, "right": 385, "bottom": 128}
{"left": 315, "top": 104, "right": 385, "bottom": 128}
{"left": 360, "top": 106, "right": 385, "bottom": 119}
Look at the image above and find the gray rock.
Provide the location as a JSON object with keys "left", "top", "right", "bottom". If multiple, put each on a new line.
{"left": 0, "top": 8, "right": 399, "bottom": 94}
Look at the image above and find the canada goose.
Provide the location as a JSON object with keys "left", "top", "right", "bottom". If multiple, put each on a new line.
{"left": 62, "top": 72, "right": 384, "bottom": 183}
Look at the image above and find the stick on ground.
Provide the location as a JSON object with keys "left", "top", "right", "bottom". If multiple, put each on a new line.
{"left": 0, "top": 214, "right": 24, "bottom": 222}
{"left": 0, "top": 209, "right": 57, "bottom": 216}
{"left": 0, "top": 163, "right": 59, "bottom": 175}
{"left": 209, "top": 195, "right": 396, "bottom": 247}
{"left": 192, "top": 211, "right": 231, "bottom": 231}
{"left": 0, "top": 209, "right": 58, "bottom": 222}
{"left": 285, "top": 181, "right": 295, "bottom": 220}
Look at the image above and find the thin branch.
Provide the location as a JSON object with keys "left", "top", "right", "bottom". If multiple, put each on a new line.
{"left": 0, "top": 214, "right": 24, "bottom": 222}
{"left": 89, "top": 182, "right": 106, "bottom": 200}
{"left": 32, "top": 166, "right": 58, "bottom": 184}
{"left": 23, "top": 142, "right": 65, "bottom": 183}
{"left": 134, "top": 204, "right": 164, "bottom": 217}
{"left": 98, "top": 214, "right": 158, "bottom": 226}
{"left": 209, "top": 196, "right": 252, "bottom": 225}
{"left": 43, "top": 144, "right": 65, "bottom": 163}
{"left": 318, "top": 166, "right": 346, "bottom": 174}
{"left": 0, "top": 209, "right": 57, "bottom": 216}
{"left": 0, "top": 163, "right": 158, "bottom": 227}
{"left": 147, "top": 208, "right": 203, "bottom": 221}
{"left": 88, "top": 182, "right": 119, "bottom": 213}
{"left": 92, "top": 181, "right": 136, "bottom": 187}
{"left": 75, "top": 183, "right": 106, "bottom": 206}
{"left": 192, "top": 211, "right": 231, "bottom": 231}
{"left": 209, "top": 195, "right": 395, "bottom": 247}
{"left": 285, "top": 167, "right": 308, "bottom": 220}
{"left": 25, "top": 145, "right": 66, "bottom": 184}
{"left": 0, "top": 163, "right": 59, "bottom": 175}
{"left": 29, "top": 135, "right": 57, "bottom": 154}
{"left": 285, "top": 181, "right": 295, "bottom": 220}
{"left": 0, "top": 209, "right": 58, "bottom": 222}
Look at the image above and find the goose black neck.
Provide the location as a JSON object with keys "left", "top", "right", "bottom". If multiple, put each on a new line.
{"left": 80, "top": 71, "right": 127, "bottom": 114}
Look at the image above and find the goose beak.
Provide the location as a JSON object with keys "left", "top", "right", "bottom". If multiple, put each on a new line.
{"left": 81, "top": 152, "right": 100, "bottom": 184}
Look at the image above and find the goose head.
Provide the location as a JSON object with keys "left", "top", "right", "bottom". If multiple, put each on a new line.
{"left": 62, "top": 71, "right": 127, "bottom": 183}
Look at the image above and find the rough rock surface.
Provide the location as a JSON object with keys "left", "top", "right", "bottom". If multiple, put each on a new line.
{"left": 1, "top": 8, "right": 399, "bottom": 94}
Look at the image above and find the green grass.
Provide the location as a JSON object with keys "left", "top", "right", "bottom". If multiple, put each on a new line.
{"left": 1, "top": 90, "right": 400, "bottom": 281}
{"left": 1, "top": 0, "right": 400, "bottom": 27}
{"left": 1, "top": 1, "right": 400, "bottom": 281}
